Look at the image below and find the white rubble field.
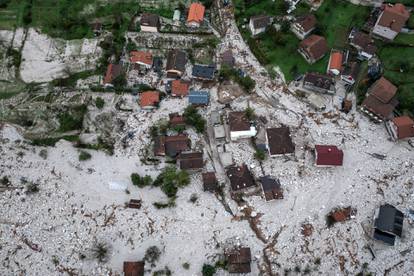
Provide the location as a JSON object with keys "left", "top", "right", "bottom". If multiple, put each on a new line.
{"left": 0, "top": 28, "right": 102, "bottom": 83}
{"left": 1, "top": 5, "right": 414, "bottom": 276}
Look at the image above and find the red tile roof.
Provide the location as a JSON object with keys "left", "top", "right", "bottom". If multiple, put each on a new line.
{"left": 140, "top": 91, "right": 160, "bottom": 107}
{"left": 103, "top": 64, "right": 122, "bottom": 84}
{"left": 299, "top": 35, "right": 328, "bottom": 61}
{"left": 315, "top": 145, "right": 343, "bottom": 166}
{"left": 328, "top": 51, "right": 343, "bottom": 72}
{"left": 187, "top": 3, "right": 205, "bottom": 23}
{"left": 171, "top": 80, "right": 190, "bottom": 96}
{"left": 392, "top": 116, "right": 414, "bottom": 139}
{"left": 377, "top": 4, "right": 410, "bottom": 33}
{"left": 369, "top": 77, "right": 397, "bottom": 103}
{"left": 130, "top": 51, "right": 153, "bottom": 66}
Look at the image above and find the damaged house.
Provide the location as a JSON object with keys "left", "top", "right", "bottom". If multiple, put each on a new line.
{"left": 140, "top": 13, "right": 160, "bottom": 32}
{"left": 177, "top": 152, "right": 204, "bottom": 170}
{"left": 249, "top": 15, "right": 272, "bottom": 36}
{"left": 360, "top": 77, "right": 398, "bottom": 122}
{"left": 266, "top": 127, "right": 295, "bottom": 157}
{"left": 154, "top": 134, "right": 191, "bottom": 158}
{"left": 166, "top": 50, "right": 187, "bottom": 78}
{"left": 228, "top": 111, "right": 257, "bottom": 141}
{"left": 373, "top": 204, "right": 404, "bottom": 246}
{"left": 226, "top": 247, "right": 252, "bottom": 273}
{"left": 303, "top": 72, "right": 335, "bottom": 94}
{"left": 226, "top": 164, "right": 256, "bottom": 192}
{"left": 259, "top": 176, "right": 283, "bottom": 201}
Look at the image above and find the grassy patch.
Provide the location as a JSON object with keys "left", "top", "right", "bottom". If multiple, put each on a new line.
{"left": 235, "top": 0, "right": 370, "bottom": 81}
{"left": 57, "top": 104, "right": 87, "bottom": 132}
{"left": 31, "top": 135, "right": 80, "bottom": 146}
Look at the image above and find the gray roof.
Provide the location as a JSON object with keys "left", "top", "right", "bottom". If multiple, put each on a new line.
{"left": 192, "top": 64, "right": 216, "bottom": 80}
{"left": 260, "top": 176, "right": 281, "bottom": 192}
{"left": 140, "top": 13, "right": 160, "bottom": 27}
{"left": 250, "top": 15, "right": 272, "bottom": 29}
{"left": 374, "top": 204, "right": 404, "bottom": 239}
{"left": 166, "top": 50, "right": 187, "bottom": 73}
{"left": 189, "top": 90, "right": 210, "bottom": 105}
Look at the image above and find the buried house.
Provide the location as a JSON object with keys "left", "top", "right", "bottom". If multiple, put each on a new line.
{"left": 266, "top": 127, "right": 295, "bottom": 157}
{"left": 226, "top": 164, "right": 256, "bottom": 192}
{"left": 226, "top": 247, "right": 252, "bottom": 273}
{"left": 177, "top": 152, "right": 204, "bottom": 170}
{"left": 373, "top": 204, "right": 404, "bottom": 246}
{"left": 154, "top": 134, "right": 191, "bottom": 158}
{"left": 259, "top": 176, "right": 283, "bottom": 201}
{"left": 314, "top": 145, "right": 344, "bottom": 167}
{"left": 123, "top": 261, "right": 145, "bottom": 276}
{"left": 228, "top": 111, "right": 257, "bottom": 141}
{"left": 166, "top": 50, "right": 187, "bottom": 78}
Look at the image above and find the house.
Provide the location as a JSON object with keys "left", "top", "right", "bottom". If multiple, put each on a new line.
{"left": 91, "top": 22, "right": 103, "bottom": 36}
{"left": 202, "top": 172, "right": 218, "bottom": 192}
{"left": 226, "top": 247, "right": 252, "bottom": 273}
{"left": 188, "top": 90, "right": 210, "bottom": 106}
{"left": 373, "top": 204, "right": 404, "bottom": 245}
{"left": 171, "top": 80, "right": 190, "bottom": 97}
{"left": 187, "top": 2, "right": 205, "bottom": 28}
{"left": 249, "top": 15, "right": 272, "bottom": 36}
{"left": 221, "top": 50, "right": 235, "bottom": 68}
{"left": 103, "top": 64, "right": 123, "bottom": 88}
{"left": 372, "top": 3, "right": 410, "bottom": 41}
{"left": 228, "top": 111, "right": 257, "bottom": 141}
{"left": 315, "top": 145, "right": 343, "bottom": 167}
{"left": 291, "top": 14, "right": 317, "bottom": 39}
{"left": 259, "top": 176, "right": 283, "bottom": 201}
{"left": 298, "top": 35, "right": 328, "bottom": 64}
{"left": 341, "top": 62, "right": 360, "bottom": 85}
{"left": 166, "top": 50, "right": 187, "bottom": 78}
{"left": 139, "top": 91, "right": 160, "bottom": 109}
{"left": 349, "top": 30, "right": 377, "bottom": 60}
{"left": 266, "top": 127, "right": 295, "bottom": 156}
{"left": 387, "top": 116, "right": 414, "bottom": 140}
{"left": 226, "top": 164, "right": 256, "bottom": 192}
{"left": 140, "top": 13, "right": 160, "bottom": 32}
{"left": 361, "top": 77, "right": 398, "bottom": 122}
{"left": 178, "top": 152, "right": 203, "bottom": 170}
{"left": 303, "top": 73, "right": 335, "bottom": 94}
{"left": 123, "top": 261, "right": 145, "bottom": 276}
{"left": 130, "top": 51, "right": 153, "bottom": 69}
{"left": 154, "top": 135, "right": 191, "bottom": 157}
{"left": 169, "top": 113, "right": 186, "bottom": 127}
{"left": 192, "top": 64, "right": 216, "bottom": 81}
{"left": 214, "top": 125, "right": 226, "bottom": 140}
{"left": 327, "top": 50, "right": 343, "bottom": 76}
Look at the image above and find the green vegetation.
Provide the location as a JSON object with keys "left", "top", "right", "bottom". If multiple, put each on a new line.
{"left": 78, "top": 150, "right": 92, "bottom": 161}
{"left": 219, "top": 65, "right": 256, "bottom": 93}
{"left": 183, "top": 105, "right": 206, "bottom": 133}
{"left": 31, "top": 135, "right": 80, "bottom": 146}
{"left": 235, "top": 0, "right": 370, "bottom": 81}
{"left": 202, "top": 264, "right": 216, "bottom": 276}
{"left": 51, "top": 70, "right": 96, "bottom": 88}
{"left": 255, "top": 148, "right": 266, "bottom": 161}
{"left": 130, "top": 173, "right": 153, "bottom": 188}
{"left": 95, "top": 97, "right": 105, "bottom": 109}
{"left": 57, "top": 104, "right": 87, "bottom": 132}
{"left": 153, "top": 166, "right": 190, "bottom": 198}
{"left": 378, "top": 41, "right": 414, "bottom": 113}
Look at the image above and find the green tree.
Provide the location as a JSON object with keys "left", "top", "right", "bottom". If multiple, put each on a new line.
{"left": 202, "top": 264, "right": 216, "bottom": 276}
{"left": 79, "top": 151, "right": 92, "bottom": 161}
{"left": 255, "top": 148, "right": 266, "bottom": 161}
{"left": 95, "top": 97, "right": 105, "bottom": 109}
{"left": 183, "top": 105, "right": 206, "bottom": 133}
{"left": 245, "top": 107, "right": 255, "bottom": 120}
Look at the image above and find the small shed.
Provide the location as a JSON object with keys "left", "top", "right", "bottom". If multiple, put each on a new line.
{"left": 374, "top": 204, "right": 404, "bottom": 246}
{"left": 202, "top": 172, "right": 218, "bottom": 192}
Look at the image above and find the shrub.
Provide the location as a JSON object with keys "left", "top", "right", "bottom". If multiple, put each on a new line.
{"left": 91, "top": 242, "right": 111, "bottom": 263}
{"left": 182, "top": 262, "right": 190, "bottom": 269}
{"left": 39, "top": 149, "right": 48, "bottom": 160}
{"left": 154, "top": 166, "right": 190, "bottom": 198}
{"left": 183, "top": 105, "right": 206, "bottom": 133}
{"left": 255, "top": 148, "right": 266, "bottom": 161}
{"left": 1, "top": 176, "right": 10, "bottom": 186}
{"left": 202, "top": 264, "right": 216, "bottom": 276}
{"left": 190, "top": 193, "right": 198, "bottom": 203}
{"left": 79, "top": 151, "right": 92, "bottom": 161}
{"left": 95, "top": 97, "right": 105, "bottom": 109}
{"left": 25, "top": 182, "right": 39, "bottom": 194}
{"left": 245, "top": 107, "right": 255, "bottom": 120}
{"left": 145, "top": 246, "right": 161, "bottom": 264}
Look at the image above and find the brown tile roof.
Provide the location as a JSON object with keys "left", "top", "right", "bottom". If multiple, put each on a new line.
{"left": 350, "top": 31, "right": 377, "bottom": 55}
{"left": 303, "top": 73, "right": 334, "bottom": 90}
{"left": 226, "top": 164, "right": 256, "bottom": 191}
{"left": 250, "top": 15, "right": 272, "bottom": 29}
{"left": 130, "top": 51, "right": 153, "bottom": 66}
{"left": 187, "top": 3, "right": 205, "bottom": 23}
{"left": 123, "top": 261, "right": 144, "bottom": 276}
{"left": 361, "top": 94, "right": 398, "bottom": 120}
{"left": 202, "top": 172, "right": 218, "bottom": 192}
{"left": 369, "top": 77, "right": 397, "bottom": 103}
{"left": 295, "top": 14, "right": 317, "bottom": 33}
{"left": 178, "top": 152, "right": 204, "bottom": 170}
{"left": 103, "top": 64, "right": 122, "bottom": 84}
{"left": 140, "top": 91, "right": 160, "bottom": 107}
{"left": 260, "top": 176, "right": 283, "bottom": 201}
{"left": 140, "top": 13, "right": 160, "bottom": 28}
{"left": 171, "top": 80, "right": 190, "bottom": 96}
{"left": 228, "top": 112, "right": 250, "bottom": 132}
{"left": 221, "top": 50, "right": 235, "bottom": 67}
{"left": 392, "top": 116, "right": 414, "bottom": 139}
{"left": 169, "top": 113, "right": 186, "bottom": 126}
{"left": 299, "top": 35, "right": 328, "bottom": 61}
{"left": 377, "top": 3, "right": 410, "bottom": 33}
{"left": 164, "top": 135, "right": 191, "bottom": 157}
{"left": 266, "top": 127, "right": 295, "bottom": 155}
{"left": 227, "top": 247, "right": 252, "bottom": 273}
